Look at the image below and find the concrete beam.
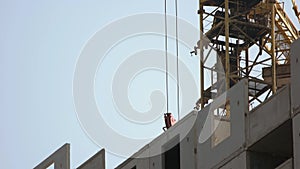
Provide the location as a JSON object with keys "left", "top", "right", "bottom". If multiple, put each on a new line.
{"left": 34, "top": 143, "right": 70, "bottom": 169}
{"left": 275, "top": 158, "right": 293, "bottom": 169}
{"left": 219, "top": 152, "right": 247, "bottom": 169}
{"left": 77, "top": 149, "right": 105, "bottom": 169}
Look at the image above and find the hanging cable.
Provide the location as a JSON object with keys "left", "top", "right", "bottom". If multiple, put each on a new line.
{"left": 175, "top": 0, "right": 180, "bottom": 120}
{"left": 164, "top": 0, "right": 169, "bottom": 113}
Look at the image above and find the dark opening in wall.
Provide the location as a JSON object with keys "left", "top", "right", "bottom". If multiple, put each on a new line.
{"left": 162, "top": 135, "right": 180, "bottom": 169}
{"left": 248, "top": 120, "right": 293, "bottom": 168}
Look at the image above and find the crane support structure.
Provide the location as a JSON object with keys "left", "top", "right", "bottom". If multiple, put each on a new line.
{"left": 196, "top": 0, "right": 300, "bottom": 111}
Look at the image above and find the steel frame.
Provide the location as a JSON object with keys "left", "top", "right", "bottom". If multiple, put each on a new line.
{"left": 196, "top": 0, "right": 299, "bottom": 110}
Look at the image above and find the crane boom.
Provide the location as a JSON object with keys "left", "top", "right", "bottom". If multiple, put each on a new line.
{"left": 292, "top": 0, "right": 300, "bottom": 23}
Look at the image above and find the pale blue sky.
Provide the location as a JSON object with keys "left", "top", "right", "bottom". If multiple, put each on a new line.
{"left": 0, "top": 0, "right": 299, "bottom": 169}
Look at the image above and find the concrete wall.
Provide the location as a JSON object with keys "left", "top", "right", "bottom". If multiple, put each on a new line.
{"left": 34, "top": 143, "right": 70, "bottom": 169}
{"left": 219, "top": 152, "right": 248, "bottom": 169}
{"left": 247, "top": 85, "right": 291, "bottom": 146}
{"left": 77, "top": 149, "right": 105, "bottom": 169}
{"left": 197, "top": 79, "right": 248, "bottom": 169}
{"left": 291, "top": 37, "right": 300, "bottom": 169}
{"left": 291, "top": 39, "right": 300, "bottom": 117}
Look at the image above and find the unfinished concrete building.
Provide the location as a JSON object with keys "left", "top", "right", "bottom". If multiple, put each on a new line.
{"left": 115, "top": 38, "right": 300, "bottom": 169}
{"left": 35, "top": 0, "right": 300, "bottom": 169}
{"left": 116, "top": 0, "right": 300, "bottom": 168}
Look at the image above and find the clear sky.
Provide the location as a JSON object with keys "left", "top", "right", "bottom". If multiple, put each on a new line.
{"left": 0, "top": 0, "right": 299, "bottom": 169}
